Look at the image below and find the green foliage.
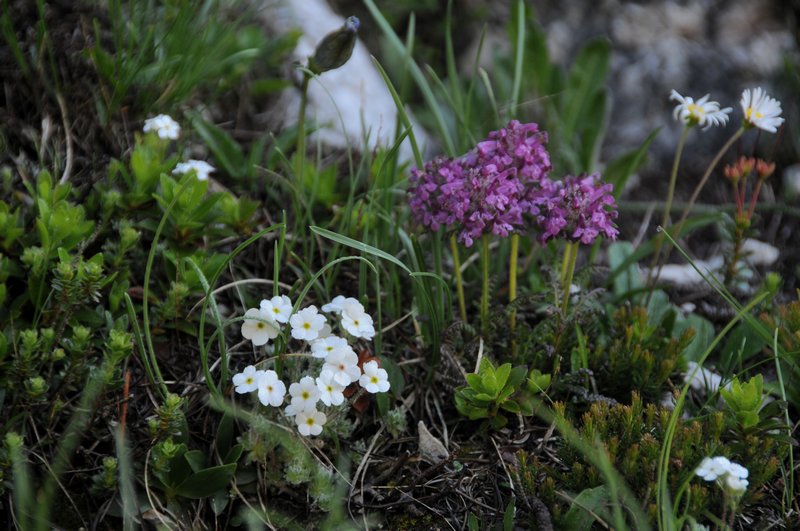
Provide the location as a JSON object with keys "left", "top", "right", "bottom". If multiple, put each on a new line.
{"left": 454, "top": 357, "right": 537, "bottom": 429}
{"left": 516, "top": 393, "right": 782, "bottom": 527}
{"left": 720, "top": 374, "right": 764, "bottom": 428}
{"left": 589, "top": 306, "right": 691, "bottom": 404}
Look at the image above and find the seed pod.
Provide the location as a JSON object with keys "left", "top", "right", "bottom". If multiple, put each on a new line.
{"left": 308, "top": 16, "right": 359, "bottom": 75}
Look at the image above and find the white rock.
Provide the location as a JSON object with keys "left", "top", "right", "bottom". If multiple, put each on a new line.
{"left": 647, "top": 255, "right": 724, "bottom": 287}
{"left": 740, "top": 239, "right": 779, "bottom": 267}
{"left": 259, "top": 0, "right": 430, "bottom": 163}
{"left": 685, "top": 361, "right": 726, "bottom": 394}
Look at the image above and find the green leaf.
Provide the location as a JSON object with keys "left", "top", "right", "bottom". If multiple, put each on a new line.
{"left": 506, "top": 366, "right": 528, "bottom": 391}
{"left": 674, "top": 313, "right": 714, "bottom": 362}
{"left": 466, "top": 373, "right": 484, "bottom": 392}
{"left": 183, "top": 450, "right": 206, "bottom": 473}
{"left": 500, "top": 400, "right": 521, "bottom": 413}
{"left": 494, "top": 363, "right": 512, "bottom": 391}
{"left": 563, "top": 485, "right": 612, "bottom": 529}
{"left": 604, "top": 129, "right": 659, "bottom": 199}
{"left": 311, "top": 226, "right": 413, "bottom": 275}
{"left": 175, "top": 463, "right": 237, "bottom": 499}
{"left": 190, "top": 115, "right": 245, "bottom": 178}
{"left": 223, "top": 444, "right": 243, "bottom": 466}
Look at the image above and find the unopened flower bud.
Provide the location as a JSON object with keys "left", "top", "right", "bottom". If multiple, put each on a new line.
{"left": 308, "top": 16, "right": 359, "bottom": 75}
{"left": 755, "top": 159, "right": 775, "bottom": 180}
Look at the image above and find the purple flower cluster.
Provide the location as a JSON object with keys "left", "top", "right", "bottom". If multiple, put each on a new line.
{"left": 408, "top": 121, "right": 552, "bottom": 246}
{"left": 407, "top": 121, "right": 619, "bottom": 246}
{"left": 532, "top": 173, "right": 619, "bottom": 244}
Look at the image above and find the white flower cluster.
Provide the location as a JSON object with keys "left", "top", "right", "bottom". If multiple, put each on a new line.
{"left": 695, "top": 456, "right": 749, "bottom": 494}
{"left": 143, "top": 114, "right": 181, "bottom": 140}
{"left": 670, "top": 87, "right": 783, "bottom": 133}
{"left": 173, "top": 159, "right": 215, "bottom": 181}
{"left": 234, "top": 295, "right": 387, "bottom": 437}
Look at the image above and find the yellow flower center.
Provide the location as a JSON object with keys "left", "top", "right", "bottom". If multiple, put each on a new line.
{"left": 687, "top": 103, "right": 704, "bottom": 117}
{"left": 745, "top": 107, "right": 763, "bottom": 121}
{"left": 306, "top": 418, "right": 315, "bottom": 426}
{"left": 303, "top": 322, "right": 311, "bottom": 330}
{"left": 267, "top": 385, "right": 273, "bottom": 392}
{"left": 370, "top": 376, "right": 379, "bottom": 384}
{"left": 257, "top": 322, "right": 265, "bottom": 329}
{"left": 246, "top": 377, "right": 254, "bottom": 385}
{"left": 302, "top": 391, "right": 309, "bottom": 399}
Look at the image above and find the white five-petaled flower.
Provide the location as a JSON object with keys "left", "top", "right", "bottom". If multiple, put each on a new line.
{"left": 284, "top": 376, "right": 320, "bottom": 416}
{"left": 359, "top": 360, "right": 390, "bottom": 393}
{"left": 256, "top": 370, "right": 286, "bottom": 407}
{"left": 232, "top": 365, "right": 263, "bottom": 394}
{"left": 695, "top": 456, "right": 749, "bottom": 494}
{"left": 316, "top": 372, "right": 346, "bottom": 406}
{"left": 340, "top": 300, "right": 375, "bottom": 340}
{"left": 740, "top": 87, "right": 784, "bottom": 133}
{"left": 295, "top": 408, "right": 327, "bottom": 436}
{"left": 260, "top": 295, "right": 293, "bottom": 324}
{"left": 669, "top": 90, "right": 731, "bottom": 130}
{"left": 310, "top": 335, "right": 352, "bottom": 359}
{"left": 143, "top": 114, "right": 181, "bottom": 140}
{"left": 241, "top": 308, "right": 280, "bottom": 346}
{"left": 321, "top": 349, "right": 361, "bottom": 386}
{"left": 173, "top": 160, "right": 215, "bottom": 181}
{"left": 289, "top": 305, "right": 327, "bottom": 342}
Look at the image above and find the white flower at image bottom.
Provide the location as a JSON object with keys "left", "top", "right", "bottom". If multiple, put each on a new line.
{"left": 669, "top": 90, "right": 731, "bottom": 129}
{"left": 295, "top": 408, "right": 327, "bottom": 436}
{"left": 284, "top": 376, "right": 321, "bottom": 416}
{"left": 256, "top": 370, "right": 286, "bottom": 407}
{"left": 232, "top": 365, "right": 263, "bottom": 394}
{"left": 241, "top": 308, "right": 280, "bottom": 346}
{"left": 740, "top": 87, "right": 784, "bottom": 133}
{"left": 260, "top": 295, "right": 293, "bottom": 324}
{"left": 143, "top": 114, "right": 181, "bottom": 139}
{"left": 173, "top": 160, "right": 215, "bottom": 181}
{"left": 289, "top": 305, "right": 327, "bottom": 342}
{"left": 359, "top": 360, "right": 390, "bottom": 393}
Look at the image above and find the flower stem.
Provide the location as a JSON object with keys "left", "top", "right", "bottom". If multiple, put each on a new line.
{"left": 295, "top": 74, "right": 310, "bottom": 181}
{"left": 647, "top": 125, "right": 690, "bottom": 288}
{"left": 651, "top": 126, "right": 745, "bottom": 289}
{"left": 560, "top": 241, "right": 579, "bottom": 314}
{"left": 509, "top": 233, "right": 519, "bottom": 332}
{"left": 450, "top": 234, "right": 467, "bottom": 322}
{"left": 481, "top": 235, "right": 490, "bottom": 332}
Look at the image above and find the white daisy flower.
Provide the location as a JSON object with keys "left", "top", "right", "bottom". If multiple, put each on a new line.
{"left": 260, "top": 295, "right": 293, "bottom": 324}
{"left": 316, "top": 372, "right": 346, "bottom": 406}
{"left": 295, "top": 408, "right": 327, "bottom": 436}
{"left": 289, "top": 305, "right": 327, "bottom": 342}
{"left": 173, "top": 160, "right": 215, "bottom": 181}
{"left": 740, "top": 87, "right": 784, "bottom": 133}
{"left": 359, "top": 360, "right": 390, "bottom": 393}
{"left": 241, "top": 308, "right": 280, "bottom": 346}
{"left": 669, "top": 90, "right": 731, "bottom": 130}
{"left": 232, "top": 365, "right": 263, "bottom": 394}
{"left": 256, "top": 370, "right": 286, "bottom": 407}
{"left": 143, "top": 114, "right": 181, "bottom": 140}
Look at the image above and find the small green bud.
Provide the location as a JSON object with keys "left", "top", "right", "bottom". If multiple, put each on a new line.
{"left": 83, "top": 261, "right": 103, "bottom": 280}
{"left": 52, "top": 348, "right": 66, "bottom": 362}
{"left": 19, "top": 329, "right": 39, "bottom": 356}
{"left": 107, "top": 329, "right": 133, "bottom": 361}
{"left": 102, "top": 189, "right": 122, "bottom": 213}
{"left": 164, "top": 393, "right": 182, "bottom": 410}
{"left": 72, "top": 325, "right": 91, "bottom": 346}
{"left": 308, "top": 16, "right": 359, "bottom": 75}
{"left": 764, "top": 272, "right": 781, "bottom": 294}
{"left": 21, "top": 246, "right": 46, "bottom": 274}
{"left": 119, "top": 225, "right": 140, "bottom": 251}
{"left": 25, "top": 376, "right": 48, "bottom": 399}
{"left": 4, "top": 432, "right": 23, "bottom": 452}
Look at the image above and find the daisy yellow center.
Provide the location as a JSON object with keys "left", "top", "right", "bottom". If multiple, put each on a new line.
{"left": 370, "top": 376, "right": 379, "bottom": 384}
{"left": 306, "top": 418, "right": 315, "bottom": 426}
{"left": 687, "top": 103, "right": 704, "bottom": 117}
{"left": 272, "top": 308, "right": 280, "bottom": 315}
{"left": 301, "top": 391, "right": 309, "bottom": 399}
{"left": 303, "top": 322, "right": 311, "bottom": 330}
{"left": 326, "top": 385, "right": 333, "bottom": 392}
{"left": 246, "top": 377, "right": 254, "bottom": 384}
{"left": 745, "top": 107, "right": 763, "bottom": 120}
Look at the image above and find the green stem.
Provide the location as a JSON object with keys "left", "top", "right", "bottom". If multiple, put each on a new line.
{"left": 647, "top": 125, "right": 690, "bottom": 287}
{"left": 481, "top": 235, "right": 490, "bottom": 332}
{"left": 652, "top": 126, "right": 745, "bottom": 287}
{"left": 450, "top": 234, "right": 467, "bottom": 322}
{"left": 295, "top": 74, "right": 309, "bottom": 180}
{"left": 509, "top": 233, "right": 519, "bottom": 328}
{"left": 560, "top": 241, "right": 579, "bottom": 314}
